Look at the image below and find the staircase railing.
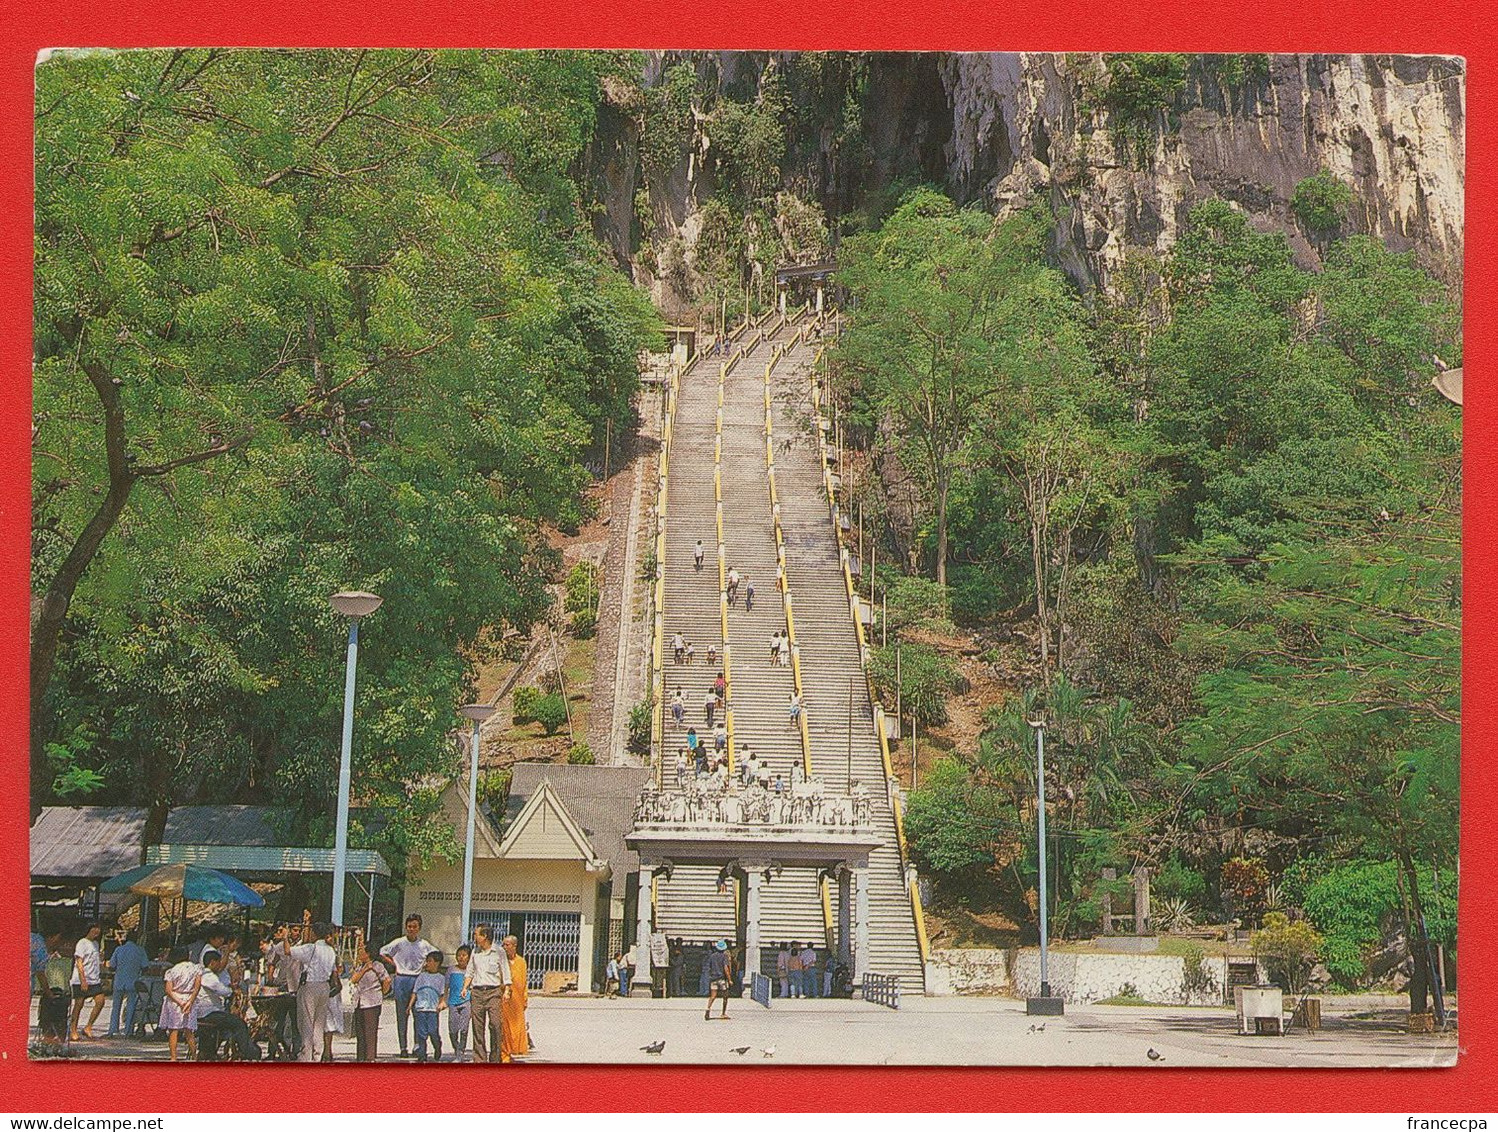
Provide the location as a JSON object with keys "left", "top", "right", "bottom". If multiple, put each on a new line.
{"left": 803, "top": 314, "right": 931, "bottom": 972}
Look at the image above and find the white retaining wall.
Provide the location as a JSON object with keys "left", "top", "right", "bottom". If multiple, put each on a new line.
{"left": 927, "top": 947, "right": 1253, "bottom": 1005}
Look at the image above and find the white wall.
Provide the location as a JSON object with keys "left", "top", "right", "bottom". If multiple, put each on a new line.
{"left": 925, "top": 947, "right": 1252, "bottom": 1006}
{"left": 403, "top": 858, "right": 600, "bottom": 992}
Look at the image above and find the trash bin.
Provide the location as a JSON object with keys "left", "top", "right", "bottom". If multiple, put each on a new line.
{"left": 1236, "top": 985, "right": 1284, "bottom": 1035}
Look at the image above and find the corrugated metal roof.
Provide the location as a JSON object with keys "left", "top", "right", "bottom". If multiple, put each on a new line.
{"left": 147, "top": 843, "right": 390, "bottom": 876}
{"left": 162, "top": 806, "right": 292, "bottom": 846}
{"left": 30, "top": 807, "right": 147, "bottom": 881}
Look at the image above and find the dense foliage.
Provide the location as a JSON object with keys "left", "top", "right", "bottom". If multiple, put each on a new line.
{"left": 838, "top": 186, "right": 1460, "bottom": 1009}
{"left": 32, "top": 49, "right": 661, "bottom": 873}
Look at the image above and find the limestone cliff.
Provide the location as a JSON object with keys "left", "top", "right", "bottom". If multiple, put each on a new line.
{"left": 586, "top": 52, "right": 1465, "bottom": 307}
{"left": 940, "top": 53, "right": 1465, "bottom": 292}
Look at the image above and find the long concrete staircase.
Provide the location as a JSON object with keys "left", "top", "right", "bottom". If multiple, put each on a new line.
{"left": 652, "top": 310, "right": 927, "bottom": 990}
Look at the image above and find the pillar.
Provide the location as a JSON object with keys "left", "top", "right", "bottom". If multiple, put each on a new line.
{"left": 778, "top": 288, "right": 786, "bottom": 316}
{"left": 744, "top": 868, "right": 763, "bottom": 981}
{"left": 1133, "top": 867, "right": 1151, "bottom": 936}
{"left": 853, "top": 865, "right": 870, "bottom": 990}
{"left": 633, "top": 867, "right": 653, "bottom": 996}
{"left": 837, "top": 868, "right": 852, "bottom": 966}
{"left": 815, "top": 284, "right": 825, "bottom": 313}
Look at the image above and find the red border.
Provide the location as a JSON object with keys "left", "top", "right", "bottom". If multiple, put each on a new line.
{"left": 1, "top": 1, "right": 1487, "bottom": 1113}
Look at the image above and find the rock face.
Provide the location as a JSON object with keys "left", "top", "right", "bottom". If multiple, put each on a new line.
{"left": 589, "top": 52, "right": 1464, "bottom": 302}
{"left": 940, "top": 53, "right": 1465, "bottom": 292}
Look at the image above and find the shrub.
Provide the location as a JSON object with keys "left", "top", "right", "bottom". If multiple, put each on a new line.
{"left": 570, "top": 608, "right": 597, "bottom": 639}
{"left": 1153, "top": 856, "right": 1208, "bottom": 907}
{"left": 1154, "top": 897, "right": 1198, "bottom": 934}
{"left": 627, "top": 697, "right": 654, "bottom": 753}
{"left": 867, "top": 642, "right": 959, "bottom": 726}
{"left": 567, "top": 742, "right": 595, "bottom": 766}
{"left": 1180, "top": 942, "right": 1218, "bottom": 1002}
{"left": 882, "top": 574, "right": 954, "bottom": 634}
{"left": 532, "top": 693, "right": 569, "bottom": 737}
{"left": 476, "top": 769, "right": 511, "bottom": 807}
{"left": 1287, "top": 859, "right": 1457, "bottom": 988}
{"left": 1250, "top": 911, "right": 1324, "bottom": 996}
{"left": 512, "top": 686, "right": 542, "bottom": 725}
{"left": 565, "top": 561, "right": 601, "bottom": 614}
{"left": 1221, "top": 857, "right": 1270, "bottom": 920}
{"left": 948, "top": 565, "right": 1005, "bottom": 626}
{"left": 1291, "top": 169, "right": 1355, "bottom": 236}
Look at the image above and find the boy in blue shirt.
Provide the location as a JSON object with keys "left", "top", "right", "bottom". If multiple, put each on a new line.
{"left": 412, "top": 950, "right": 447, "bottom": 1063}
{"left": 447, "top": 945, "right": 472, "bottom": 1062}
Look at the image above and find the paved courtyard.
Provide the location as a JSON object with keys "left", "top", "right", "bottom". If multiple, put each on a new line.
{"left": 32, "top": 994, "right": 1456, "bottom": 1068}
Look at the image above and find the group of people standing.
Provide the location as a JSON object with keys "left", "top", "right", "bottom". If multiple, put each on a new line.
{"left": 31, "top": 912, "right": 532, "bottom": 1065}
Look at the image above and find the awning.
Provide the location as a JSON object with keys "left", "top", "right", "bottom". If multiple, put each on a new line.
{"left": 146, "top": 843, "right": 390, "bottom": 877}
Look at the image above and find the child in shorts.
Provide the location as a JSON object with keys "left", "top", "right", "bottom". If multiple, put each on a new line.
{"left": 412, "top": 950, "right": 446, "bottom": 1062}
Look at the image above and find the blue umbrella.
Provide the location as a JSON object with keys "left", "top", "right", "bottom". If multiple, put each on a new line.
{"left": 100, "top": 863, "right": 265, "bottom": 907}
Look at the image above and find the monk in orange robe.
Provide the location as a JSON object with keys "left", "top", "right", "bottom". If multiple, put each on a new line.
{"left": 500, "top": 935, "right": 529, "bottom": 1062}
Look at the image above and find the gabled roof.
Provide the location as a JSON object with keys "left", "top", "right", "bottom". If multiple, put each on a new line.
{"left": 31, "top": 807, "right": 148, "bottom": 881}
{"left": 505, "top": 763, "right": 652, "bottom": 898}
{"left": 496, "top": 780, "right": 601, "bottom": 864}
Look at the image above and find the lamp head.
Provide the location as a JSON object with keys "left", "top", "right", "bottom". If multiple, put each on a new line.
{"left": 459, "top": 703, "right": 496, "bottom": 723}
{"left": 1028, "top": 719, "right": 1046, "bottom": 730}
{"left": 330, "top": 590, "right": 383, "bottom": 619}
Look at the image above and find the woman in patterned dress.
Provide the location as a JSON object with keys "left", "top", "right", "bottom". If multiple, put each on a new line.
{"left": 159, "top": 946, "right": 202, "bottom": 1062}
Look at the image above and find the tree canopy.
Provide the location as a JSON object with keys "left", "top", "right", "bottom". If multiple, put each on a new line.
{"left": 33, "top": 49, "right": 661, "bottom": 868}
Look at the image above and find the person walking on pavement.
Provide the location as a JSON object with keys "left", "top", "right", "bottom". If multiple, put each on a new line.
{"left": 713, "top": 671, "right": 727, "bottom": 707}
{"left": 727, "top": 567, "right": 740, "bottom": 604}
{"left": 704, "top": 940, "right": 734, "bottom": 1021}
{"left": 745, "top": 579, "right": 755, "bottom": 610}
{"left": 694, "top": 540, "right": 705, "bottom": 571}
{"left": 704, "top": 689, "right": 716, "bottom": 727}
{"left": 777, "top": 634, "right": 791, "bottom": 667}
{"left": 69, "top": 923, "right": 105, "bottom": 1041}
{"left": 672, "top": 633, "right": 685, "bottom": 665}
{"left": 684, "top": 641, "right": 696, "bottom": 665}
{"left": 769, "top": 630, "right": 782, "bottom": 665}
{"left": 671, "top": 688, "right": 685, "bottom": 727}
{"left": 706, "top": 642, "right": 718, "bottom": 666}
{"left": 465, "top": 923, "right": 512, "bottom": 1064}
{"left": 500, "top": 936, "right": 529, "bottom": 1063}
{"left": 381, "top": 913, "right": 436, "bottom": 1058}
{"left": 789, "top": 691, "right": 802, "bottom": 727}
{"left": 713, "top": 721, "right": 727, "bottom": 754}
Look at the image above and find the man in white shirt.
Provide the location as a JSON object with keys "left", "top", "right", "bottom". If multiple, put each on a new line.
{"left": 380, "top": 913, "right": 435, "bottom": 1058}
{"left": 197, "top": 952, "right": 256, "bottom": 1060}
{"left": 69, "top": 923, "right": 105, "bottom": 1041}
{"left": 288, "top": 922, "right": 338, "bottom": 1063}
{"left": 463, "top": 923, "right": 512, "bottom": 1063}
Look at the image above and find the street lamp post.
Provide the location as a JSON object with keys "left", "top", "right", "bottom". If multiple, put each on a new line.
{"left": 1027, "top": 717, "right": 1064, "bottom": 1015}
{"left": 329, "top": 590, "right": 383, "bottom": 926}
{"left": 458, "top": 703, "right": 497, "bottom": 945}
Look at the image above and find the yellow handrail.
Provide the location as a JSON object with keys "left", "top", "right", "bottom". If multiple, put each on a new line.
{"left": 802, "top": 317, "right": 928, "bottom": 965}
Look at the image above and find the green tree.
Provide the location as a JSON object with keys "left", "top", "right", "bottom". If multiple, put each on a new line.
{"left": 32, "top": 50, "right": 657, "bottom": 863}
{"left": 1291, "top": 168, "right": 1355, "bottom": 237}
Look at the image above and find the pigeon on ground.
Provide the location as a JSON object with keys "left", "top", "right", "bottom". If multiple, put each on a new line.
{"left": 641, "top": 1040, "right": 666, "bottom": 1055}
{"left": 730, "top": 1046, "right": 751, "bottom": 1055}
{"left": 761, "top": 1046, "right": 776, "bottom": 1058}
{"left": 1027, "top": 1023, "right": 1046, "bottom": 1033}
{"left": 1147, "top": 1048, "right": 1164, "bottom": 1061}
